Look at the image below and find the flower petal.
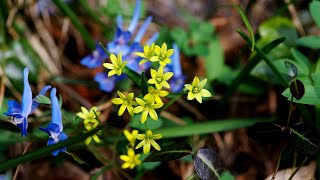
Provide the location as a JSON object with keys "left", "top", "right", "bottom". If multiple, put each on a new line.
{"left": 200, "top": 89, "right": 212, "bottom": 97}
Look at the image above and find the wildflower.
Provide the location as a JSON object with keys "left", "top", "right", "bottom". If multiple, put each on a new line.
{"left": 112, "top": 91, "right": 137, "bottom": 116}
{"left": 150, "top": 43, "right": 174, "bottom": 66}
{"left": 85, "top": 130, "right": 101, "bottom": 145}
{"left": 144, "top": 86, "right": 169, "bottom": 104}
{"left": 166, "top": 43, "right": 185, "bottom": 93}
{"left": 80, "top": 44, "right": 108, "bottom": 68}
{"left": 133, "top": 97, "right": 163, "bottom": 123}
{"left": 135, "top": 43, "right": 156, "bottom": 65}
{"left": 124, "top": 129, "right": 138, "bottom": 147}
{"left": 184, "top": 76, "right": 212, "bottom": 103}
{"left": 135, "top": 130, "right": 162, "bottom": 154}
{"left": 40, "top": 88, "right": 68, "bottom": 156}
{"left": 76, "top": 106, "right": 101, "bottom": 122}
{"left": 120, "top": 148, "right": 141, "bottom": 169}
{"left": 148, "top": 66, "right": 173, "bottom": 89}
{"left": 103, "top": 53, "right": 127, "bottom": 77}
{"left": 4, "top": 68, "right": 51, "bottom": 136}
{"left": 94, "top": 72, "right": 116, "bottom": 92}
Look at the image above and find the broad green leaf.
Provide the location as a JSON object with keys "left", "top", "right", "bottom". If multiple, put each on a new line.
{"left": 310, "top": 1, "right": 320, "bottom": 27}
{"left": 289, "top": 79, "right": 305, "bottom": 100}
{"left": 311, "top": 73, "right": 320, "bottom": 87}
{"left": 144, "top": 143, "right": 192, "bottom": 162}
{"left": 282, "top": 84, "right": 320, "bottom": 104}
{"left": 220, "top": 171, "right": 235, "bottom": 180}
{"left": 205, "top": 37, "right": 224, "bottom": 82}
{"left": 130, "top": 114, "right": 163, "bottom": 130}
{"left": 154, "top": 118, "right": 274, "bottom": 138}
{"left": 315, "top": 57, "right": 320, "bottom": 73}
{"left": 290, "top": 48, "right": 311, "bottom": 74}
{"left": 36, "top": 95, "right": 51, "bottom": 105}
{"left": 234, "top": 5, "right": 255, "bottom": 50}
{"left": 65, "top": 151, "right": 87, "bottom": 165}
{"left": 297, "top": 36, "right": 320, "bottom": 49}
{"left": 284, "top": 60, "right": 298, "bottom": 78}
{"left": 291, "top": 123, "right": 320, "bottom": 156}
{"left": 194, "top": 148, "right": 225, "bottom": 180}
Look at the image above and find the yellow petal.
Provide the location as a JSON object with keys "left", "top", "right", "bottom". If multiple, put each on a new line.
{"left": 192, "top": 76, "right": 200, "bottom": 86}
{"left": 117, "top": 90, "right": 126, "bottom": 99}
{"left": 150, "top": 56, "right": 159, "bottom": 62}
{"left": 118, "top": 104, "right": 127, "bottom": 116}
{"left": 187, "top": 92, "right": 195, "bottom": 100}
{"left": 108, "top": 70, "right": 117, "bottom": 77}
{"left": 200, "top": 89, "right": 212, "bottom": 97}
{"left": 143, "top": 141, "right": 151, "bottom": 154}
{"left": 150, "top": 69, "right": 157, "bottom": 78}
{"left": 121, "top": 162, "right": 131, "bottom": 169}
{"left": 197, "top": 79, "right": 207, "bottom": 89}
{"left": 103, "top": 63, "right": 114, "bottom": 69}
{"left": 148, "top": 79, "right": 157, "bottom": 85}
{"left": 76, "top": 112, "right": 86, "bottom": 119}
{"left": 110, "top": 54, "right": 117, "bottom": 64}
{"left": 166, "top": 49, "right": 174, "bottom": 57}
{"left": 141, "top": 111, "right": 148, "bottom": 123}
{"left": 112, "top": 98, "right": 124, "bottom": 105}
{"left": 120, "top": 155, "right": 129, "bottom": 161}
{"left": 161, "top": 81, "right": 170, "bottom": 89}
{"left": 163, "top": 72, "right": 173, "bottom": 80}
{"left": 195, "top": 93, "right": 202, "bottom": 103}
{"left": 150, "top": 140, "right": 161, "bottom": 151}
{"left": 93, "top": 135, "right": 101, "bottom": 143}
{"left": 135, "top": 52, "right": 146, "bottom": 58}
{"left": 136, "top": 134, "right": 145, "bottom": 140}
{"left": 135, "top": 139, "right": 146, "bottom": 149}
{"left": 184, "top": 84, "right": 192, "bottom": 90}
{"left": 85, "top": 136, "right": 92, "bottom": 145}
{"left": 135, "top": 98, "right": 145, "bottom": 105}
{"left": 149, "top": 109, "right": 158, "bottom": 120}
{"left": 133, "top": 106, "right": 144, "bottom": 114}
{"left": 152, "top": 133, "right": 163, "bottom": 140}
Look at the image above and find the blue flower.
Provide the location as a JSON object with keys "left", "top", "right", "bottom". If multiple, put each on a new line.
{"left": 81, "top": 43, "right": 108, "bottom": 68}
{"left": 40, "top": 88, "right": 68, "bottom": 156}
{"left": 166, "top": 44, "right": 185, "bottom": 93}
{"left": 94, "top": 72, "right": 116, "bottom": 92}
{"left": 4, "top": 68, "right": 51, "bottom": 136}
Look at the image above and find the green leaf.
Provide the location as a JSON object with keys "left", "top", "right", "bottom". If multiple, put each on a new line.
{"left": 36, "top": 95, "right": 51, "bottom": 105}
{"left": 154, "top": 118, "right": 274, "bottom": 138}
{"left": 220, "top": 171, "right": 235, "bottom": 180}
{"left": 290, "top": 48, "right": 311, "bottom": 75}
{"left": 194, "top": 148, "right": 225, "bottom": 180}
{"left": 91, "top": 165, "right": 113, "bottom": 180}
{"left": 284, "top": 60, "right": 298, "bottom": 78}
{"left": 234, "top": 5, "right": 255, "bottom": 51}
{"left": 130, "top": 114, "right": 163, "bottom": 130}
{"left": 289, "top": 79, "right": 305, "bottom": 100}
{"left": 0, "top": 128, "right": 100, "bottom": 171}
{"left": 123, "top": 66, "right": 141, "bottom": 86}
{"left": 144, "top": 143, "right": 192, "bottom": 162}
{"left": 65, "top": 151, "right": 87, "bottom": 165}
{"left": 141, "top": 71, "right": 149, "bottom": 95}
{"left": 282, "top": 84, "right": 320, "bottom": 104}
{"left": 290, "top": 123, "right": 320, "bottom": 156}
{"left": 297, "top": 36, "right": 320, "bottom": 49}
{"left": 205, "top": 37, "right": 224, "bottom": 82}
{"left": 310, "top": 1, "right": 320, "bottom": 27}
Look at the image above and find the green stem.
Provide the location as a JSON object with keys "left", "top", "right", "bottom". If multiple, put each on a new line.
{"left": 271, "top": 150, "right": 283, "bottom": 180}
{"left": 288, "top": 157, "right": 308, "bottom": 180}
{"left": 52, "top": 0, "right": 95, "bottom": 50}
{"left": 286, "top": 95, "right": 294, "bottom": 127}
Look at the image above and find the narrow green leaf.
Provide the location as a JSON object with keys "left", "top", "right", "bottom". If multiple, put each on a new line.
{"left": 141, "top": 71, "right": 149, "bottom": 95}
{"left": 130, "top": 114, "right": 163, "bottom": 130}
{"left": 154, "top": 118, "right": 274, "bottom": 138}
{"left": 234, "top": 5, "right": 255, "bottom": 51}
{"left": 91, "top": 165, "right": 113, "bottom": 180}
{"left": 297, "top": 36, "right": 320, "bottom": 49}
{"left": 289, "top": 79, "right": 305, "bottom": 100}
{"left": 310, "top": 1, "right": 320, "bottom": 27}
{"left": 284, "top": 61, "right": 298, "bottom": 78}
{"left": 52, "top": 0, "right": 95, "bottom": 50}
{"left": 290, "top": 123, "right": 320, "bottom": 156}
{"left": 144, "top": 143, "right": 192, "bottom": 162}
{"left": 36, "top": 95, "right": 51, "bottom": 105}
{"left": 194, "top": 148, "right": 225, "bottom": 180}
{"left": 0, "top": 128, "right": 100, "bottom": 171}
{"left": 123, "top": 66, "right": 142, "bottom": 86}
{"left": 65, "top": 151, "right": 87, "bottom": 165}
{"left": 79, "top": 0, "right": 105, "bottom": 27}
{"left": 237, "top": 30, "right": 288, "bottom": 86}
{"left": 205, "top": 37, "right": 224, "bottom": 82}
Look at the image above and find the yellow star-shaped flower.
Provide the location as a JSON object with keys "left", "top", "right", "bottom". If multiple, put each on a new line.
{"left": 135, "top": 43, "right": 156, "bottom": 65}
{"left": 103, "top": 53, "right": 127, "bottom": 77}
{"left": 133, "top": 97, "right": 163, "bottom": 123}
{"left": 77, "top": 106, "right": 100, "bottom": 121}
{"left": 124, "top": 129, "right": 138, "bottom": 148}
{"left": 148, "top": 66, "right": 173, "bottom": 89}
{"left": 150, "top": 43, "right": 174, "bottom": 66}
{"left": 112, "top": 91, "right": 137, "bottom": 116}
{"left": 184, "top": 76, "right": 212, "bottom": 103}
{"left": 135, "top": 130, "right": 162, "bottom": 154}
{"left": 120, "top": 148, "right": 141, "bottom": 169}
{"left": 144, "top": 86, "right": 169, "bottom": 104}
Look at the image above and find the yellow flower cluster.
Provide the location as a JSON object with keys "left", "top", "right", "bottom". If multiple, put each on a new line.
{"left": 77, "top": 106, "right": 101, "bottom": 145}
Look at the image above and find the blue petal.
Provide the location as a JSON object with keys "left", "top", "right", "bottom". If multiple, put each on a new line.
{"left": 134, "top": 16, "right": 152, "bottom": 43}
{"left": 39, "top": 123, "right": 60, "bottom": 135}
{"left": 50, "top": 88, "right": 63, "bottom": 132}
{"left": 94, "top": 73, "right": 116, "bottom": 92}
{"left": 116, "top": 15, "right": 123, "bottom": 29}
{"left": 21, "top": 68, "right": 33, "bottom": 118}
{"left": 146, "top": 32, "right": 159, "bottom": 45}
{"left": 170, "top": 75, "right": 186, "bottom": 93}
{"left": 16, "top": 117, "right": 28, "bottom": 136}
{"left": 127, "top": 0, "right": 141, "bottom": 33}
{"left": 47, "top": 132, "right": 68, "bottom": 156}
{"left": 4, "top": 100, "right": 21, "bottom": 116}
{"left": 31, "top": 85, "right": 52, "bottom": 113}
{"left": 172, "top": 43, "right": 182, "bottom": 76}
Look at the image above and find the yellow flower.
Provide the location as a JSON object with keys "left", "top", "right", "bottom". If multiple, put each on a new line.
{"left": 103, "top": 53, "right": 127, "bottom": 77}
{"left": 84, "top": 118, "right": 99, "bottom": 131}
{"left": 120, "top": 148, "right": 141, "bottom": 169}
{"left": 150, "top": 43, "right": 174, "bottom": 66}
{"left": 85, "top": 133, "right": 101, "bottom": 145}
{"left": 148, "top": 66, "right": 173, "bottom": 89}
{"left": 135, "top": 43, "right": 156, "bottom": 65}
{"left": 144, "top": 86, "right": 169, "bottom": 104}
{"left": 135, "top": 130, "right": 162, "bottom": 154}
{"left": 124, "top": 129, "right": 138, "bottom": 147}
{"left": 133, "top": 97, "right": 163, "bottom": 123}
{"left": 112, "top": 91, "right": 137, "bottom": 116}
{"left": 184, "top": 76, "right": 212, "bottom": 103}
{"left": 77, "top": 106, "right": 101, "bottom": 121}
